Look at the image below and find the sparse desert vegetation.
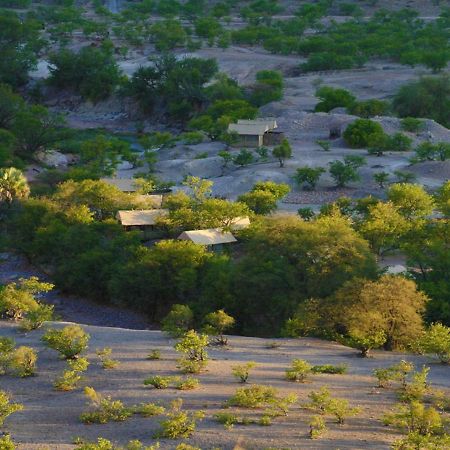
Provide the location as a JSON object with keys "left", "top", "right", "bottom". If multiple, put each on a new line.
{"left": 0, "top": 0, "right": 449, "bottom": 448}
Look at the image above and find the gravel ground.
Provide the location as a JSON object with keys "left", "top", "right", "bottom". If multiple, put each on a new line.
{"left": 1, "top": 320, "right": 449, "bottom": 450}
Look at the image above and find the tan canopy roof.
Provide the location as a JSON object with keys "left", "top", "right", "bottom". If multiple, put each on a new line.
{"left": 178, "top": 228, "right": 237, "bottom": 245}
{"left": 101, "top": 178, "right": 138, "bottom": 192}
{"left": 230, "top": 216, "right": 251, "bottom": 230}
{"left": 136, "top": 194, "right": 163, "bottom": 208}
{"left": 117, "top": 209, "right": 168, "bottom": 226}
{"left": 228, "top": 119, "right": 278, "bottom": 136}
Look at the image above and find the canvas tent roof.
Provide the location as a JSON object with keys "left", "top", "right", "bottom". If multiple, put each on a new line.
{"left": 117, "top": 209, "right": 168, "bottom": 226}
{"left": 136, "top": 194, "right": 163, "bottom": 208}
{"left": 101, "top": 178, "right": 138, "bottom": 192}
{"left": 178, "top": 228, "right": 237, "bottom": 245}
{"left": 230, "top": 216, "right": 251, "bottom": 230}
{"left": 228, "top": 119, "right": 278, "bottom": 136}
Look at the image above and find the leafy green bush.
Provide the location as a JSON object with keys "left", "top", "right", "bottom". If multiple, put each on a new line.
{"left": 9, "top": 346, "right": 37, "bottom": 377}
{"left": 285, "top": 359, "right": 312, "bottom": 382}
{"left": 231, "top": 362, "right": 257, "bottom": 383}
{"left": 134, "top": 402, "right": 166, "bottom": 417}
{"left": 144, "top": 375, "right": 174, "bottom": 389}
{"left": 393, "top": 76, "right": 450, "bottom": 128}
{"left": 175, "top": 330, "right": 209, "bottom": 374}
{"left": 311, "top": 364, "right": 347, "bottom": 374}
{"left": 20, "top": 303, "right": 54, "bottom": 331}
{"left": 48, "top": 45, "right": 122, "bottom": 103}
{"left": 0, "top": 391, "right": 23, "bottom": 426}
{"left": 161, "top": 304, "right": 194, "bottom": 338}
{"left": 175, "top": 376, "right": 200, "bottom": 390}
{"left": 384, "top": 401, "right": 442, "bottom": 436}
{"left": 96, "top": 347, "right": 119, "bottom": 369}
{"left": 399, "top": 367, "right": 430, "bottom": 403}
{"left": 214, "top": 411, "right": 240, "bottom": 429}
{"left": 227, "top": 384, "right": 277, "bottom": 408}
{"left": 42, "top": 325, "right": 90, "bottom": 360}
{"left": 401, "top": 117, "right": 424, "bottom": 132}
{"left": 309, "top": 415, "right": 326, "bottom": 439}
{"left": 343, "top": 119, "right": 385, "bottom": 148}
{"left": 272, "top": 139, "right": 292, "bottom": 168}
{"left": 233, "top": 149, "right": 255, "bottom": 167}
{"left": 349, "top": 99, "right": 389, "bottom": 118}
{"left": 154, "top": 399, "right": 204, "bottom": 439}
{"left": 0, "top": 277, "right": 53, "bottom": 321}
{"left": 73, "top": 437, "right": 159, "bottom": 450}
{"left": 54, "top": 357, "right": 89, "bottom": 391}
{"left": 306, "top": 387, "right": 359, "bottom": 424}
{"left": 202, "top": 309, "right": 235, "bottom": 345}
{"left": 416, "top": 323, "right": 450, "bottom": 364}
{"left": 314, "top": 86, "right": 356, "bottom": 112}
{"left": 294, "top": 166, "right": 325, "bottom": 190}
{"left": 80, "top": 387, "right": 132, "bottom": 424}
{"left": 0, "top": 434, "right": 15, "bottom": 450}
{"left": 415, "top": 142, "right": 450, "bottom": 162}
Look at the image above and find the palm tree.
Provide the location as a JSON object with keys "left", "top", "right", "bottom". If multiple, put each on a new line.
{"left": 0, "top": 167, "right": 30, "bottom": 205}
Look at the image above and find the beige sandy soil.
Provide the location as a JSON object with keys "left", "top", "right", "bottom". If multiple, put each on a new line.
{"left": 1, "top": 320, "right": 449, "bottom": 450}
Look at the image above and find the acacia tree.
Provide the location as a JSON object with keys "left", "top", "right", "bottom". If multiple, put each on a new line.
{"left": 272, "top": 139, "right": 292, "bottom": 167}
{"left": 332, "top": 276, "right": 428, "bottom": 351}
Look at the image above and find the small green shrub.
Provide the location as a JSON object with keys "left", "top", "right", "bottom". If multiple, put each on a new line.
{"left": 202, "top": 309, "right": 234, "bottom": 345}
{"left": 20, "top": 303, "right": 54, "bottom": 331}
{"left": 0, "top": 391, "right": 23, "bottom": 426}
{"left": 306, "top": 387, "right": 332, "bottom": 414}
{"left": 175, "top": 376, "right": 200, "bottom": 390}
{"left": 392, "top": 432, "right": 450, "bottom": 450}
{"left": 0, "top": 277, "right": 53, "bottom": 321}
{"left": 154, "top": 399, "right": 204, "bottom": 439}
{"left": 285, "top": 359, "right": 312, "bottom": 382}
{"left": 327, "top": 398, "right": 360, "bottom": 424}
{"left": 227, "top": 384, "right": 277, "bottom": 408}
{"left": 311, "top": 364, "right": 347, "bottom": 374}
{"left": 415, "top": 323, "right": 450, "bottom": 364}
{"left": 9, "top": 346, "right": 37, "bottom": 377}
{"left": 175, "top": 330, "right": 209, "bottom": 374}
{"left": 134, "top": 402, "right": 166, "bottom": 417}
{"left": 161, "top": 304, "right": 194, "bottom": 338}
{"left": 96, "top": 347, "right": 119, "bottom": 369}
{"left": 309, "top": 415, "right": 326, "bottom": 439}
{"left": 316, "top": 140, "right": 331, "bottom": 151}
{"left": 214, "top": 411, "right": 241, "bottom": 429}
{"left": 258, "top": 415, "right": 272, "bottom": 426}
{"left": 42, "top": 325, "right": 90, "bottom": 359}
{"left": 54, "top": 357, "right": 89, "bottom": 391}
{"left": 373, "top": 367, "right": 396, "bottom": 388}
{"left": 0, "top": 435, "right": 15, "bottom": 450}
{"left": 401, "top": 117, "right": 424, "bottom": 132}
{"left": 343, "top": 119, "right": 384, "bottom": 148}
{"left": 399, "top": 366, "right": 430, "bottom": 403}
{"left": 147, "top": 350, "right": 161, "bottom": 360}
{"left": 73, "top": 437, "right": 160, "bottom": 450}
{"left": 144, "top": 375, "right": 174, "bottom": 389}
{"left": 181, "top": 131, "right": 204, "bottom": 145}
{"left": 384, "top": 401, "right": 442, "bottom": 436}
{"left": 231, "top": 362, "right": 256, "bottom": 383}
{"left": 80, "top": 387, "right": 132, "bottom": 424}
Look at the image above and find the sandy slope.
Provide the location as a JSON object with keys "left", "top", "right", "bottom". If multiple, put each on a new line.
{"left": 1, "top": 321, "right": 449, "bottom": 450}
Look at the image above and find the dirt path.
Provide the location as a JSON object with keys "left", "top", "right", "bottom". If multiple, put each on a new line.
{"left": 0, "top": 253, "right": 152, "bottom": 330}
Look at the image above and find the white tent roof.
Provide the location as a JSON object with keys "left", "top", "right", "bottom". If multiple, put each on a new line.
{"left": 117, "top": 209, "right": 168, "bottom": 226}
{"left": 178, "top": 228, "right": 237, "bottom": 245}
